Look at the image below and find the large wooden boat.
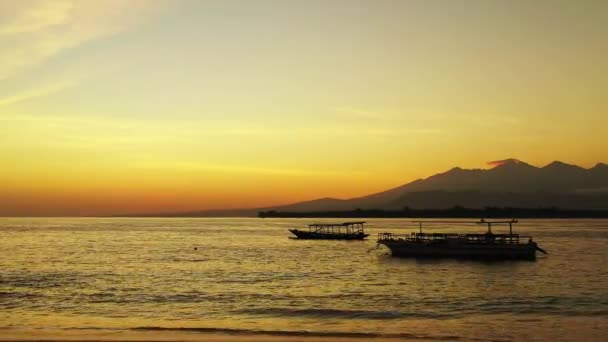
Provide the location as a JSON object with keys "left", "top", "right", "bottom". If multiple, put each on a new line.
{"left": 377, "top": 219, "right": 547, "bottom": 260}
{"left": 289, "top": 221, "right": 369, "bottom": 240}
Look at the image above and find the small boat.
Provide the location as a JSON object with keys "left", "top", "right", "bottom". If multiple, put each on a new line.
{"left": 377, "top": 219, "right": 547, "bottom": 260}
{"left": 289, "top": 221, "right": 369, "bottom": 240}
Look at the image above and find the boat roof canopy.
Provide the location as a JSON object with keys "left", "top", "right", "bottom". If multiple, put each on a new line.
{"left": 411, "top": 219, "right": 518, "bottom": 225}
{"left": 309, "top": 221, "right": 366, "bottom": 227}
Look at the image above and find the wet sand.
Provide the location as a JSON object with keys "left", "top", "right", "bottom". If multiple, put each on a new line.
{"left": 2, "top": 320, "right": 606, "bottom": 342}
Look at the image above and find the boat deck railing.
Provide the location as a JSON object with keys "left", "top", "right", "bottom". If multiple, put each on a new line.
{"left": 308, "top": 222, "right": 366, "bottom": 235}
{"left": 377, "top": 232, "right": 532, "bottom": 245}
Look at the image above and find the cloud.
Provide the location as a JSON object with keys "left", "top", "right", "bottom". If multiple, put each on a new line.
{"left": 0, "top": 1, "right": 73, "bottom": 36}
{"left": 143, "top": 162, "right": 369, "bottom": 178}
{"left": 0, "top": 0, "right": 164, "bottom": 81}
{"left": 0, "top": 79, "right": 77, "bottom": 107}
{"left": 334, "top": 107, "right": 389, "bottom": 120}
{"left": 486, "top": 158, "right": 524, "bottom": 168}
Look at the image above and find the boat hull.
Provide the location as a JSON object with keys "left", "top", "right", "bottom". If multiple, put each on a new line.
{"left": 289, "top": 229, "right": 369, "bottom": 240}
{"left": 379, "top": 240, "right": 537, "bottom": 260}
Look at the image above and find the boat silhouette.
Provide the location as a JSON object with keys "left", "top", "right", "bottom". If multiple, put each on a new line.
{"left": 377, "top": 219, "right": 547, "bottom": 260}
{"left": 289, "top": 221, "right": 369, "bottom": 240}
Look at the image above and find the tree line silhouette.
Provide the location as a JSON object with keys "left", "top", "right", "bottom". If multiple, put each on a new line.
{"left": 258, "top": 206, "right": 608, "bottom": 218}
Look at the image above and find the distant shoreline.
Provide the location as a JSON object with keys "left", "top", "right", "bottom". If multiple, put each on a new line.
{"left": 258, "top": 207, "right": 608, "bottom": 219}
{"left": 3, "top": 207, "right": 608, "bottom": 219}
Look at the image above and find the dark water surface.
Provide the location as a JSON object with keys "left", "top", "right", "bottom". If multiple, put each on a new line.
{"left": 1, "top": 218, "right": 607, "bottom": 341}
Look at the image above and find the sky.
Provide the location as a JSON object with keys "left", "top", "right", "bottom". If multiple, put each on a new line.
{"left": 1, "top": 0, "right": 607, "bottom": 216}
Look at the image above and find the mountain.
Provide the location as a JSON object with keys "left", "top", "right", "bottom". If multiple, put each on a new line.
{"left": 265, "top": 159, "right": 608, "bottom": 212}
{"left": 128, "top": 159, "right": 608, "bottom": 216}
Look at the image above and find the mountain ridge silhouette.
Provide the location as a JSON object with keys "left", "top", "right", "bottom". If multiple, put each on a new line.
{"left": 120, "top": 159, "right": 608, "bottom": 216}
{"left": 261, "top": 159, "right": 608, "bottom": 212}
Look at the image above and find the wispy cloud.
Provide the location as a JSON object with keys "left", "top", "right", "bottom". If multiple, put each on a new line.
{"left": 452, "top": 112, "right": 523, "bottom": 127}
{"left": 486, "top": 158, "right": 524, "bottom": 168}
{"left": 0, "top": 0, "right": 164, "bottom": 81}
{"left": 0, "top": 79, "right": 77, "bottom": 107}
{"left": 334, "top": 107, "right": 390, "bottom": 120}
{"left": 0, "top": 1, "right": 73, "bottom": 36}
{"left": 142, "top": 162, "right": 369, "bottom": 178}
{"left": 329, "top": 107, "right": 442, "bottom": 137}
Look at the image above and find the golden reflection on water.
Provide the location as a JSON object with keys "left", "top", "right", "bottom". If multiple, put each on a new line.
{"left": 1, "top": 218, "right": 607, "bottom": 341}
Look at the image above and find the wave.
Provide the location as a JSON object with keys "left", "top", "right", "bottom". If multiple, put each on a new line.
{"left": 0, "top": 272, "right": 89, "bottom": 290}
{"left": 451, "top": 295, "right": 608, "bottom": 316}
{"left": 82, "top": 291, "right": 277, "bottom": 305}
{"left": 132, "top": 326, "right": 462, "bottom": 340}
{"left": 236, "top": 307, "right": 446, "bottom": 319}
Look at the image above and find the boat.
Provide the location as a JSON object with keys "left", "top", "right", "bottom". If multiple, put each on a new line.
{"left": 377, "top": 219, "right": 547, "bottom": 260}
{"left": 289, "top": 221, "right": 369, "bottom": 240}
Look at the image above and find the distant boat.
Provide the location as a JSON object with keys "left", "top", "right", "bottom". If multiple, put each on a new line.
{"left": 377, "top": 219, "right": 547, "bottom": 260}
{"left": 289, "top": 221, "right": 369, "bottom": 240}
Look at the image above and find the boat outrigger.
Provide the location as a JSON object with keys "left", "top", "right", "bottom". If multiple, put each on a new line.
{"left": 377, "top": 219, "right": 547, "bottom": 260}
{"left": 289, "top": 221, "right": 369, "bottom": 240}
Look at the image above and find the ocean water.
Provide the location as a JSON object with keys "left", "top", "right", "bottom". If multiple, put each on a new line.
{"left": 1, "top": 218, "right": 607, "bottom": 341}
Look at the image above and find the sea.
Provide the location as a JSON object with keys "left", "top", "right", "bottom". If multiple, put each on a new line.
{"left": 1, "top": 218, "right": 607, "bottom": 341}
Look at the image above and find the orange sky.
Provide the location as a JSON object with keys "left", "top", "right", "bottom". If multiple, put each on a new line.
{"left": 1, "top": 1, "right": 607, "bottom": 216}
